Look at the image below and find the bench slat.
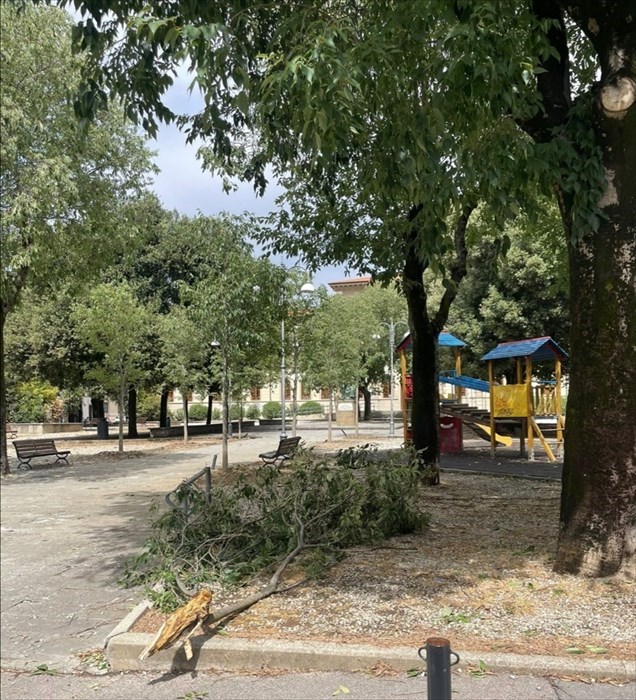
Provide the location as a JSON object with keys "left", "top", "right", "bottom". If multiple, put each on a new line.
{"left": 259, "top": 436, "right": 301, "bottom": 465}
{"left": 14, "top": 439, "right": 70, "bottom": 469}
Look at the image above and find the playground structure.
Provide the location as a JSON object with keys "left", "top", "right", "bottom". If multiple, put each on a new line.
{"left": 481, "top": 337, "right": 567, "bottom": 461}
{"left": 397, "top": 333, "right": 567, "bottom": 462}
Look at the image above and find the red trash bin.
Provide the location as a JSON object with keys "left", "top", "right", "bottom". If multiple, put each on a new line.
{"left": 440, "top": 415, "right": 463, "bottom": 454}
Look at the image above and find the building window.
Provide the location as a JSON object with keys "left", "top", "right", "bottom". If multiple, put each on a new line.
{"left": 285, "top": 379, "right": 292, "bottom": 400}
{"left": 320, "top": 387, "right": 330, "bottom": 400}
{"left": 250, "top": 386, "right": 260, "bottom": 401}
{"left": 301, "top": 383, "right": 311, "bottom": 400}
{"left": 167, "top": 391, "right": 174, "bottom": 402}
{"left": 383, "top": 381, "right": 390, "bottom": 398}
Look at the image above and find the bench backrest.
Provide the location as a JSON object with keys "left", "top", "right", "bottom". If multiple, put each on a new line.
{"left": 14, "top": 439, "right": 58, "bottom": 456}
{"left": 277, "top": 436, "right": 301, "bottom": 455}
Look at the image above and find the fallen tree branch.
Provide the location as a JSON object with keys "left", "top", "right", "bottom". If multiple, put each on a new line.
{"left": 139, "top": 513, "right": 309, "bottom": 661}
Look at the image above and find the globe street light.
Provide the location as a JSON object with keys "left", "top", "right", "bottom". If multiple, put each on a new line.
{"left": 280, "top": 269, "right": 315, "bottom": 439}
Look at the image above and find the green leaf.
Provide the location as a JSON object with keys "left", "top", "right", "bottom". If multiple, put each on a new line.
{"left": 565, "top": 646, "right": 584, "bottom": 654}
{"left": 236, "top": 91, "right": 249, "bottom": 116}
{"left": 586, "top": 646, "right": 608, "bottom": 654}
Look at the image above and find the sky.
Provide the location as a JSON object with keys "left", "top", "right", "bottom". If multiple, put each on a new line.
{"left": 148, "top": 67, "right": 351, "bottom": 290}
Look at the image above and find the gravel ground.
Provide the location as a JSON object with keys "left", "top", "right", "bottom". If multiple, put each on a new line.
{"left": 129, "top": 468, "right": 635, "bottom": 662}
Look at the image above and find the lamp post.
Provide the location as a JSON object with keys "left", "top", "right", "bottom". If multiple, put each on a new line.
{"left": 378, "top": 320, "right": 409, "bottom": 438}
{"left": 280, "top": 268, "right": 314, "bottom": 439}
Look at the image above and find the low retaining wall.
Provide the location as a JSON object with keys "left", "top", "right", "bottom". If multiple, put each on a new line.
{"left": 149, "top": 421, "right": 255, "bottom": 439}
{"left": 11, "top": 423, "right": 84, "bottom": 435}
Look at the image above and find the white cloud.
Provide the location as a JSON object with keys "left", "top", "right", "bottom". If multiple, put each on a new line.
{"left": 150, "top": 76, "right": 351, "bottom": 287}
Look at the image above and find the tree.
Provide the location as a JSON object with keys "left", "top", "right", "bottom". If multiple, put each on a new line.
{"left": 189, "top": 222, "right": 281, "bottom": 468}
{"left": 346, "top": 285, "right": 408, "bottom": 421}
{"left": 159, "top": 306, "right": 207, "bottom": 444}
{"left": 0, "top": 2, "right": 153, "bottom": 473}
{"left": 63, "top": 0, "right": 635, "bottom": 575}
{"left": 445, "top": 205, "right": 570, "bottom": 378}
{"left": 3, "top": 289, "right": 94, "bottom": 405}
{"left": 299, "top": 294, "right": 368, "bottom": 443}
{"left": 73, "top": 283, "right": 151, "bottom": 453}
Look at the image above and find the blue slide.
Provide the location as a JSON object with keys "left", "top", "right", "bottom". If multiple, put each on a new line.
{"left": 439, "top": 372, "right": 490, "bottom": 393}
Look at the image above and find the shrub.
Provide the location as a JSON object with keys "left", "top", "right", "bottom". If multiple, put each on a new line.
{"left": 210, "top": 406, "right": 244, "bottom": 420}
{"left": 170, "top": 408, "right": 184, "bottom": 422}
{"left": 245, "top": 404, "right": 261, "bottom": 419}
{"left": 138, "top": 392, "right": 162, "bottom": 421}
{"left": 122, "top": 446, "right": 428, "bottom": 610}
{"left": 261, "top": 401, "right": 282, "bottom": 419}
{"left": 297, "top": 400, "right": 323, "bottom": 416}
{"left": 188, "top": 403, "right": 208, "bottom": 421}
{"left": 10, "top": 380, "right": 59, "bottom": 423}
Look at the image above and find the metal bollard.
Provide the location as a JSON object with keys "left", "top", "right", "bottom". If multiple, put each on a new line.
{"left": 418, "top": 637, "right": 460, "bottom": 700}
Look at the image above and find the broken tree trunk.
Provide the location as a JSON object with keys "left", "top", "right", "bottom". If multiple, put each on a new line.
{"left": 138, "top": 532, "right": 308, "bottom": 661}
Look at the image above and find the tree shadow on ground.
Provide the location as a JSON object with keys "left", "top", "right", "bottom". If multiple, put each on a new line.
{"left": 4, "top": 448, "right": 215, "bottom": 484}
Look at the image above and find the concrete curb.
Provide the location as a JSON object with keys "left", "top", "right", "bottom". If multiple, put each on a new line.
{"left": 105, "top": 603, "right": 636, "bottom": 680}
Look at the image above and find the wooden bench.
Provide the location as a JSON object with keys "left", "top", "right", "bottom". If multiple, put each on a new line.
{"left": 6, "top": 424, "right": 18, "bottom": 440}
{"left": 14, "top": 439, "right": 70, "bottom": 469}
{"left": 258, "top": 436, "right": 301, "bottom": 466}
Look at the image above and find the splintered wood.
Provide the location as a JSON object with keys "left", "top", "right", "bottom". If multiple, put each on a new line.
{"left": 139, "top": 588, "right": 212, "bottom": 661}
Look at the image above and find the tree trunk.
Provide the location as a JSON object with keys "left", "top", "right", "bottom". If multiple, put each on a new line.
{"left": 127, "top": 386, "right": 138, "bottom": 439}
{"left": 182, "top": 394, "right": 189, "bottom": 444}
{"left": 91, "top": 396, "right": 105, "bottom": 420}
{"left": 206, "top": 392, "right": 213, "bottom": 425}
{"left": 521, "top": 0, "right": 636, "bottom": 577}
{"left": 405, "top": 292, "right": 441, "bottom": 484}
{"left": 359, "top": 384, "right": 371, "bottom": 421}
{"left": 1, "top": 266, "right": 29, "bottom": 475}
{"left": 118, "top": 376, "right": 125, "bottom": 453}
{"left": 160, "top": 388, "right": 169, "bottom": 428}
{"left": 1, "top": 308, "right": 9, "bottom": 475}
{"left": 555, "top": 68, "right": 636, "bottom": 578}
{"left": 221, "top": 355, "right": 229, "bottom": 469}
{"left": 402, "top": 204, "right": 473, "bottom": 484}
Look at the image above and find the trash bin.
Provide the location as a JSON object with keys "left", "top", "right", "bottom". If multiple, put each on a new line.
{"left": 97, "top": 417, "right": 109, "bottom": 439}
{"left": 440, "top": 415, "right": 462, "bottom": 454}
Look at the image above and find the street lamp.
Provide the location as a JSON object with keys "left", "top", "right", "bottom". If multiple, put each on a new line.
{"left": 376, "top": 320, "right": 409, "bottom": 437}
{"left": 280, "top": 268, "right": 315, "bottom": 439}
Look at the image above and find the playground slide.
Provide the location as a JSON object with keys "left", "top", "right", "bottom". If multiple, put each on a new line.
{"left": 439, "top": 373, "right": 491, "bottom": 392}
{"left": 471, "top": 422, "right": 514, "bottom": 447}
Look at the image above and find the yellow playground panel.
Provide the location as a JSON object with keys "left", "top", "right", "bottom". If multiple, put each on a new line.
{"left": 492, "top": 385, "right": 530, "bottom": 418}
{"left": 481, "top": 337, "right": 568, "bottom": 462}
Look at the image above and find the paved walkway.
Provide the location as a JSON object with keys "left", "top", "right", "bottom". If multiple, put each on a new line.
{"left": 2, "top": 667, "right": 634, "bottom": 700}
{"left": 1, "top": 423, "right": 404, "bottom": 672}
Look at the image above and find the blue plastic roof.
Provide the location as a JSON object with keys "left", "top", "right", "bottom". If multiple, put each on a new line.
{"left": 396, "top": 331, "right": 466, "bottom": 353}
{"left": 481, "top": 337, "right": 568, "bottom": 362}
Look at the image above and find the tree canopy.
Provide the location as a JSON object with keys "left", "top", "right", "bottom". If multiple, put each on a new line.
{"left": 0, "top": 1, "right": 155, "bottom": 472}
{"left": 43, "top": 0, "right": 636, "bottom": 576}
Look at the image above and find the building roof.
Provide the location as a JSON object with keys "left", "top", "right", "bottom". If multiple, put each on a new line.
{"left": 481, "top": 337, "right": 568, "bottom": 362}
{"left": 395, "top": 331, "right": 467, "bottom": 353}
{"left": 328, "top": 276, "right": 373, "bottom": 292}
